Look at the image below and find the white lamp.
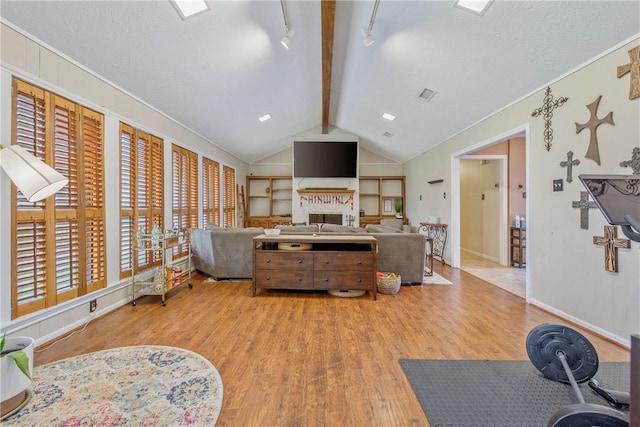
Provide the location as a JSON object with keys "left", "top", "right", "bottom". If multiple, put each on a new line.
{"left": 0, "top": 144, "right": 69, "bottom": 202}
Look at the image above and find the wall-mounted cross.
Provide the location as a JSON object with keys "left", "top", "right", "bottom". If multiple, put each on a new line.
{"left": 575, "top": 96, "right": 614, "bottom": 166}
{"left": 560, "top": 151, "right": 580, "bottom": 183}
{"left": 531, "top": 86, "right": 569, "bottom": 152}
{"left": 617, "top": 45, "right": 640, "bottom": 100}
{"left": 620, "top": 147, "right": 640, "bottom": 174}
{"left": 572, "top": 191, "right": 598, "bottom": 230}
{"left": 593, "top": 226, "right": 630, "bottom": 272}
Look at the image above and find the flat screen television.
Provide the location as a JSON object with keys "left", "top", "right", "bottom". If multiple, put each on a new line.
{"left": 293, "top": 141, "right": 358, "bottom": 178}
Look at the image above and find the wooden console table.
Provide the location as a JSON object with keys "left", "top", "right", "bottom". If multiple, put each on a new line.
{"left": 419, "top": 223, "right": 448, "bottom": 265}
{"left": 253, "top": 234, "right": 378, "bottom": 300}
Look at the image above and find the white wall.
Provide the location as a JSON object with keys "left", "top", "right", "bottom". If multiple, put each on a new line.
{"left": 404, "top": 37, "right": 640, "bottom": 346}
{"left": 0, "top": 23, "right": 248, "bottom": 343}
{"left": 460, "top": 159, "right": 500, "bottom": 261}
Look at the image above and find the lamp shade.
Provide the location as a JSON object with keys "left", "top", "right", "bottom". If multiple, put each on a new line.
{"left": 280, "top": 29, "right": 294, "bottom": 50}
{"left": 0, "top": 145, "right": 68, "bottom": 202}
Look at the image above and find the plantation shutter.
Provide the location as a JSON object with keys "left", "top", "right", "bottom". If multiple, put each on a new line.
{"left": 171, "top": 145, "right": 198, "bottom": 259}
{"left": 52, "top": 95, "right": 80, "bottom": 303}
{"left": 120, "top": 123, "right": 135, "bottom": 278}
{"left": 223, "top": 166, "right": 236, "bottom": 227}
{"left": 12, "top": 80, "right": 48, "bottom": 317}
{"left": 120, "top": 123, "right": 164, "bottom": 278}
{"left": 202, "top": 157, "right": 220, "bottom": 227}
{"left": 81, "top": 108, "right": 106, "bottom": 294}
{"left": 11, "top": 78, "right": 106, "bottom": 318}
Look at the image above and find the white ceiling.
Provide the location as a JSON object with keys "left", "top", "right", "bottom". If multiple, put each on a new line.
{"left": 1, "top": 1, "right": 639, "bottom": 163}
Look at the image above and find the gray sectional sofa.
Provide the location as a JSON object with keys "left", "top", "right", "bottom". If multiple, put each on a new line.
{"left": 190, "top": 223, "right": 428, "bottom": 283}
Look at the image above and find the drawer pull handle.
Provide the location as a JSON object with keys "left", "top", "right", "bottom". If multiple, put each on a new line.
{"left": 266, "top": 259, "right": 271, "bottom": 263}
{"left": 325, "top": 260, "right": 330, "bottom": 264}
{"left": 324, "top": 278, "right": 329, "bottom": 282}
{"left": 358, "top": 260, "right": 362, "bottom": 265}
{"left": 357, "top": 278, "right": 362, "bottom": 283}
{"left": 266, "top": 276, "right": 271, "bottom": 281}
{"left": 297, "top": 259, "right": 302, "bottom": 263}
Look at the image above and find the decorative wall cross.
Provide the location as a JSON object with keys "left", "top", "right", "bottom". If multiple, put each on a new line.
{"left": 560, "top": 151, "right": 580, "bottom": 183}
{"left": 593, "top": 226, "right": 630, "bottom": 272}
{"left": 620, "top": 147, "right": 640, "bottom": 174}
{"left": 572, "top": 191, "right": 597, "bottom": 230}
{"left": 617, "top": 45, "right": 640, "bottom": 100}
{"left": 531, "top": 86, "right": 569, "bottom": 152}
{"left": 575, "top": 96, "right": 614, "bottom": 166}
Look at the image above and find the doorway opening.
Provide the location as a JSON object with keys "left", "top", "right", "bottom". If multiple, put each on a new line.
{"left": 450, "top": 126, "right": 530, "bottom": 300}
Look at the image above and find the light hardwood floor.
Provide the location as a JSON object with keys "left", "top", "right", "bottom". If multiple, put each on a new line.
{"left": 34, "top": 265, "right": 629, "bottom": 426}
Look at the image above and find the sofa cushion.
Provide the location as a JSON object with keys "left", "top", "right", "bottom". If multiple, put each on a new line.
{"left": 365, "top": 224, "right": 406, "bottom": 233}
{"left": 320, "top": 224, "right": 367, "bottom": 233}
{"left": 275, "top": 224, "right": 319, "bottom": 232}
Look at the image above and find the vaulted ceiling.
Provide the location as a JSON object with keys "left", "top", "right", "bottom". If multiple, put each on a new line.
{"left": 1, "top": 1, "right": 639, "bottom": 164}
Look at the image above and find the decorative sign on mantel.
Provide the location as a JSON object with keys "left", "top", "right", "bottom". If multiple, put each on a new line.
{"left": 297, "top": 189, "right": 354, "bottom": 210}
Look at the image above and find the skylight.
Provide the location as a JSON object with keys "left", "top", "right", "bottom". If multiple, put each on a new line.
{"left": 171, "top": 0, "right": 210, "bottom": 20}
{"left": 382, "top": 113, "right": 396, "bottom": 121}
{"left": 258, "top": 114, "right": 272, "bottom": 123}
{"left": 454, "top": 0, "right": 493, "bottom": 16}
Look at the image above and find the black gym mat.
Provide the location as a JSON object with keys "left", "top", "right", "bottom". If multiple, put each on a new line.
{"left": 399, "top": 359, "right": 630, "bottom": 426}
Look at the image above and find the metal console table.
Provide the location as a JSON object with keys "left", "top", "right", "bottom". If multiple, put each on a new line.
{"left": 419, "top": 222, "right": 448, "bottom": 266}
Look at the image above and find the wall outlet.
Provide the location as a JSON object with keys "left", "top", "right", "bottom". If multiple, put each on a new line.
{"left": 89, "top": 299, "right": 97, "bottom": 313}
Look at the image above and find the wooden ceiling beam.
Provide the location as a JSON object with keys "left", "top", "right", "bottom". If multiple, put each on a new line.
{"left": 321, "top": 0, "right": 336, "bottom": 134}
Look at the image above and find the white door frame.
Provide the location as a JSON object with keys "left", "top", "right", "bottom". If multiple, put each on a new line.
{"left": 450, "top": 124, "right": 532, "bottom": 301}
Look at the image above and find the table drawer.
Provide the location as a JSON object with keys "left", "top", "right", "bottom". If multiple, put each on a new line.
{"left": 255, "top": 270, "right": 314, "bottom": 288}
{"left": 255, "top": 252, "right": 314, "bottom": 270}
{"left": 314, "top": 253, "right": 374, "bottom": 271}
{"left": 313, "top": 271, "right": 373, "bottom": 290}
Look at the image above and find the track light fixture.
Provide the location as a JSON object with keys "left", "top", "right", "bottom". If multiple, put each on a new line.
{"left": 280, "top": 0, "right": 294, "bottom": 50}
{"left": 362, "top": 0, "right": 380, "bottom": 47}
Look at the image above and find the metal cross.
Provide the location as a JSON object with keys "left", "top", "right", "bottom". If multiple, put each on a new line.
{"left": 572, "top": 191, "right": 598, "bottom": 230}
{"left": 560, "top": 151, "right": 580, "bottom": 183}
{"left": 617, "top": 45, "right": 640, "bottom": 100}
{"left": 531, "top": 86, "right": 569, "bottom": 152}
{"left": 593, "top": 226, "right": 630, "bottom": 272}
{"left": 620, "top": 147, "right": 640, "bottom": 174}
{"left": 575, "top": 96, "right": 614, "bottom": 166}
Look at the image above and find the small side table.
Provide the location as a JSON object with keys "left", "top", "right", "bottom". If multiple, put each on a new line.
{"left": 419, "top": 223, "right": 448, "bottom": 265}
{"left": 424, "top": 236, "right": 434, "bottom": 276}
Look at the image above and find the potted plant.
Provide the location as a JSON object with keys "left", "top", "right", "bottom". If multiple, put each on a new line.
{"left": 1, "top": 334, "right": 34, "bottom": 418}
{"left": 394, "top": 199, "right": 403, "bottom": 217}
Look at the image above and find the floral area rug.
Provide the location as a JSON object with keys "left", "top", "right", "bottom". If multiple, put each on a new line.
{"left": 3, "top": 345, "right": 223, "bottom": 426}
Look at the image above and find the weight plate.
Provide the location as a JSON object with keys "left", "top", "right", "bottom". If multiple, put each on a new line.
{"left": 526, "top": 323, "right": 599, "bottom": 384}
{"left": 548, "top": 403, "right": 629, "bottom": 427}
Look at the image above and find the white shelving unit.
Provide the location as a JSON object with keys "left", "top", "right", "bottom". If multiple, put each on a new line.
{"left": 131, "top": 229, "right": 192, "bottom": 306}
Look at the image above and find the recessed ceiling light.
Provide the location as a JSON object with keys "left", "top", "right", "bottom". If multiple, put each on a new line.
{"left": 171, "top": 0, "right": 210, "bottom": 20}
{"left": 258, "top": 114, "right": 272, "bottom": 123}
{"left": 382, "top": 113, "right": 396, "bottom": 121}
{"left": 454, "top": 0, "right": 493, "bottom": 16}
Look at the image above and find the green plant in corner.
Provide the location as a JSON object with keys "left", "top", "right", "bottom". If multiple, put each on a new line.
{"left": 0, "top": 334, "right": 31, "bottom": 380}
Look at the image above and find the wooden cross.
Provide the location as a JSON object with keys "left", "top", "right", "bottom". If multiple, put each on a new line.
{"left": 620, "top": 147, "right": 640, "bottom": 174}
{"left": 617, "top": 45, "right": 640, "bottom": 100}
{"left": 575, "top": 96, "right": 614, "bottom": 166}
{"left": 560, "top": 151, "right": 580, "bottom": 183}
{"left": 593, "top": 226, "right": 630, "bottom": 272}
{"left": 531, "top": 86, "right": 569, "bottom": 152}
{"left": 572, "top": 191, "right": 597, "bottom": 230}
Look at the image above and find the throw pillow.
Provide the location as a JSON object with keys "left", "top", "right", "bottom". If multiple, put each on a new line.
{"left": 365, "top": 224, "right": 405, "bottom": 233}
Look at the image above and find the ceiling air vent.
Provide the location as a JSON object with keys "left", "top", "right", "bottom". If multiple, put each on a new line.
{"left": 417, "top": 88, "right": 437, "bottom": 102}
{"left": 383, "top": 132, "right": 394, "bottom": 138}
